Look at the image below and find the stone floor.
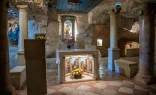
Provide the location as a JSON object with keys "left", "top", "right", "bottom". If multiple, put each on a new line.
{"left": 16, "top": 69, "right": 156, "bottom": 95}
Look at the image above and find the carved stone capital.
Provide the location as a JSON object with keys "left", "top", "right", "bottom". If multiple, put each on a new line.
{"left": 16, "top": 5, "right": 28, "bottom": 12}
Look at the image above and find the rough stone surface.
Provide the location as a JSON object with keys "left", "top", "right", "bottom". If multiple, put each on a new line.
{"left": 9, "top": 47, "right": 18, "bottom": 69}
{"left": 84, "top": 24, "right": 139, "bottom": 57}
{"left": 46, "top": 20, "right": 60, "bottom": 58}
{"left": 58, "top": 13, "right": 89, "bottom": 49}
{"left": 88, "top": 0, "right": 144, "bottom": 25}
{"left": 28, "top": 20, "right": 40, "bottom": 39}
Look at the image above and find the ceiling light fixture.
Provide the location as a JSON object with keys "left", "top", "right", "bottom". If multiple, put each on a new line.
{"left": 67, "top": 0, "right": 82, "bottom": 5}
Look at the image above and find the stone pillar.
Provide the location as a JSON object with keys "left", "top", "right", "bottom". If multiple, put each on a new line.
{"left": 108, "top": 11, "right": 120, "bottom": 71}
{"left": 134, "top": 2, "right": 156, "bottom": 85}
{"left": 0, "top": 0, "right": 12, "bottom": 95}
{"left": 17, "top": 5, "right": 28, "bottom": 66}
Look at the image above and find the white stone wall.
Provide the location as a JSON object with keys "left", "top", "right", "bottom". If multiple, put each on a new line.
{"left": 9, "top": 47, "right": 18, "bottom": 69}
{"left": 45, "top": 20, "right": 60, "bottom": 57}
{"left": 76, "top": 14, "right": 88, "bottom": 48}
{"left": 59, "top": 13, "right": 89, "bottom": 49}
{"left": 28, "top": 20, "right": 40, "bottom": 39}
{"left": 88, "top": 0, "right": 144, "bottom": 25}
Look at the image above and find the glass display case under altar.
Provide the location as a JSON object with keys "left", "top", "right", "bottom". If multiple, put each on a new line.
{"left": 56, "top": 49, "right": 100, "bottom": 83}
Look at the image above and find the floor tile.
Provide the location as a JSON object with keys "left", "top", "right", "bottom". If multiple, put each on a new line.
{"left": 16, "top": 68, "right": 156, "bottom": 95}
{"left": 85, "top": 92, "right": 99, "bottom": 95}
{"left": 119, "top": 87, "right": 133, "bottom": 94}
{"left": 49, "top": 85, "right": 63, "bottom": 90}
{"left": 109, "top": 81, "right": 122, "bottom": 86}
{"left": 117, "top": 92, "right": 133, "bottom": 95}
{"left": 100, "top": 90, "right": 117, "bottom": 95}
{"left": 133, "top": 89, "right": 149, "bottom": 95}
{"left": 121, "top": 83, "right": 135, "bottom": 88}
{"left": 52, "top": 91, "right": 67, "bottom": 95}
{"left": 134, "top": 85, "right": 147, "bottom": 91}
{"left": 122, "top": 80, "right": 134, "bottom": 84}
{"left": 68, "top": 83, "right": 81, "bottom": 88}
{"left": 47, "top": 89, "right": 56, "bottom": 94}
{"left": 58, "top": 87, "right": 75, "bottom": 93}
{"left": 105, "top": 85, "right": 120, "bottom": 91}
{"left": 93, "top": 82, "right": 108, "bottom": 89}
{"left": 76, "top": 85, "right": 91, "bottom": 91}
{"left": 70, "top": 89, "right": 86, "bottom": 95}
{"left": 83, "top": 81, "right": 96, "bottom": 86}
{"left": 88, "top": 87, "right": 103, "bottom": 94}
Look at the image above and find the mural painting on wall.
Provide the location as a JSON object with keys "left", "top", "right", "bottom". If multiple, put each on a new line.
{"left": 8, "top": 22, "right": 19, "bottom": 45}
{"left": 64, "top": 20, "right": 72, "bottom": 39}
{"left": 65, "top": 55, "right": 94, "bottom": 75}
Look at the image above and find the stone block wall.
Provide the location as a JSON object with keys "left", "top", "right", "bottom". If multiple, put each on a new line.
{"left": 9, "top": 47, "right": 18, "bottom": 69}
{"left": 84, "top": 24, "right": 139, "bottom": 57}
{"left": 46, "top": 20, "right": 60, "bottom": 57}
{"left": 58, "top": 13, "right": 89, "bottom": 49}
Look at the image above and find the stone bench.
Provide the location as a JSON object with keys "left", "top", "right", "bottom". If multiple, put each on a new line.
{"left": 10, "top": 66, "right": 26, "bottom": 90}
{"left": 114, "top": 59, "right": 138, "bottom": 78}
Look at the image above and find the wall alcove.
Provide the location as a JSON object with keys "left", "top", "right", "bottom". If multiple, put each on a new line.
{"left": 61, "top": 16, "right": 75, "bottom": 40}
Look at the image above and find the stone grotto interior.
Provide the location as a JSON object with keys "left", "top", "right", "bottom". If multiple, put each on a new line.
{"left": 1, "top": 0, "right": 156, "bottom": 95}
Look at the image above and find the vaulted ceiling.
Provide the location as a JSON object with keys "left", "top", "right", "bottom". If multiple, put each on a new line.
{"left": 56, "top": 0, "right": 103, "bottom": 13}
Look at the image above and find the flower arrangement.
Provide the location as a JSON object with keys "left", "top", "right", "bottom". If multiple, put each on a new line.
{"left": 71, "top": 68, "right": 83, "bottom": 77}
{"left": 35, "top": 33, "right": 46, "bottom": 39}
{"left": 64, "top": 38, "right": 75, "bottom": 49}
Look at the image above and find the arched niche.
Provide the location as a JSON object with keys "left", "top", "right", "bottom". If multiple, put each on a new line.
{"left": 61, "top": 16, "right": 75, "bottom": 40}
{"left": 125, "top": 41, "right": 139, "bottom": 57}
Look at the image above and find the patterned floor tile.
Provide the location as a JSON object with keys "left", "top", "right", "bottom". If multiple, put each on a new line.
{"left": 52, "top": 91, "right": 67, "bottom": 95}
{"left": 58, "top": 87, "right": 75, "bottom": 93}
{"left": 76, "top": 85, "right": 91, "bottom": 91}
{"left": 85, "top": 92, "right": 99, "bottom": 95}
{"left": 105, "top": 85, "right": 120, "bottom": 91}
{"left": 82, "top": 81, "right": 96, "bottom": 86}
{"left": 47, "top": 88, "right": 56, "bottom": 94}
{"left": 109, "top": 81, "right": 122, "bottom": 86}
{"left": 67, "top": 83, "right": 81, "bottom": 88}
{"left": 93, "top": 82, "right": 108, "bottom": 89}
{"left": 119, "top": 87, "right": 133, "bottom": 94}
{"left": 133, "top": 89, "right": 149, "bottom": 95}
{"left": 121, "top": 83, "right": 135, "bottom": 88}
{"left": 117, "top": 92, "right": 133, "bottom": 95}
{"left": 70, "top": 89, "right": 86, "bottom": 95}
{"left": 134, "top": 85, "right": 147, "bottom": 91}
{"left": 16, "top": 69, "right": 156, "bottom": 95}
{"left": 49, "top": 85, "right": 63, "bottom": 90}
{"left": 100, "top": 90, "right": 117, "bottom": 95}
{"left": 122, "top": 80, "right": 134, "bottom": 84}
{"left": 88, "top": 87, "right": 103, "bottom": 94}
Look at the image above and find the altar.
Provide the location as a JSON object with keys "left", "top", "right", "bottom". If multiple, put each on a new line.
{"left": 56, "top": 49, "right": 100, "bottom": 83}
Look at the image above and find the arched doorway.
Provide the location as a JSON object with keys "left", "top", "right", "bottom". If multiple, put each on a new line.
{"left": 125, "top": 42, "right": 139, "bottom": 57}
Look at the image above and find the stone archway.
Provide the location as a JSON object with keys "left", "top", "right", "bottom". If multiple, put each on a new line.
{"left": 125, "top": 41, "right": 139, "bottom": 57}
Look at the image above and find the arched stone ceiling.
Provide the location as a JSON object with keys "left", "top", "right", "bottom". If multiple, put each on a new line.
{"left": 56, "top": 0, "right": 103, "bottom": 13}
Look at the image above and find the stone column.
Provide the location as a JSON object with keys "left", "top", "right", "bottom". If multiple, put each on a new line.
{"left": 0, "top": 0, "right": 12, "bottom": 95}
{"left": 17, "top": 5, "right": 28, "bottom": 66}
{"left": 134, "top": 2, "right": 156, "bottom": 85}
{"left": 108, "top": 11, "right": 120, "bottom": 71}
